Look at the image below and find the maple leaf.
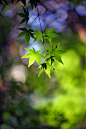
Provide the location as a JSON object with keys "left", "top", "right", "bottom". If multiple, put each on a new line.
{"left": 43, "top": 26, "right": 59, "bottom": 44}
{"left": 38, "top": 63, "right": 55, "bottom": 78}
{"left": 21, "top": 48, "right": 44, "bottom": 67}
{"left": 17, "top": 7, "right": 29, "bottom": 24}
{"left": 16, "top": 28, "right": 34, "bottom": 46}
{"left": 33, "top": 29, "right": 43, "bottom": 42}
{"left": 45, "top": 44, "right": 66, "bottom": 64}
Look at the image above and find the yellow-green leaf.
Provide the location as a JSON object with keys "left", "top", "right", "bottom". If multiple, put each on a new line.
{"left": 49, "top": 26, "right": 56, "bottom": 33}
{"left": 38, "top": 66, "right": 43, "bottom": 77}
{"left": 50, "top": 33, "right": 58, "bottom": 37}
{"left": 24, "top": 48, "right": 34, "bottom": 53}
{"left": 21, "top": 53, "right": 33, "bottom": 58}
{"left": 35, "top": 54, "right": 41, "bottom": 65}
{"left": 28, "top": 55, "right": 36, "bottom": 67}
{"left": 37, "top": 53, "right": 44, "bottom": 58}
{"left": 45, "top": 67, "right": 51, "bottom": 78}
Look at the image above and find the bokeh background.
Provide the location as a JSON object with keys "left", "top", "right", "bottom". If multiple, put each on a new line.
{"left": 0, "top": 0, "right": 86, "bottom": 129}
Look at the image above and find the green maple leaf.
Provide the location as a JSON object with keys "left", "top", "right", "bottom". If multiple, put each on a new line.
{"left": 17, "top": 7, "right": 29, "bottom": 24}
{"left": 17, "top": 13, "right": 25, "bottom": 17}
{"left": 25, "top": 33, "right": 30, "bottom": 46}
{"left": 38, "top": 63, "right": 55, "bottom": 78}
{"left": 55, "top": 55, "right": 64, "bottom": 64}
{"left": 16, "top": 28, "right": 34, "bottom": 46}
{"left": 18, "top": 28, "right": 27, "bottom": 31}
{"left": 33, "top": 29, "right": 43, "bottom": 42}
{"left": 20, "top": 18, "right": 26, "bottom": 24}
{"left": 46, "top": 56, "right": 55, "bottom": 65}
{"left": 38, "top": 66, "right": 44, "bottom": 77}
{"left": 45, "top": 44, "right": 66, "bottom": 65}
{"left": 16, "top": 31, "right": 25, "bottom": 38}
{"left": 55, "top": 50, "right": 66, "bottom": 54}
{"left": 44, "top": 26, "right": 59, "bottom": 44}
{"left": 21, "top": 48, "right": 44, "bottom": 67}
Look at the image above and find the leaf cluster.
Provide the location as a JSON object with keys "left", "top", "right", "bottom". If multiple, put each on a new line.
{"left": 0, "top": 0, "right": 67, "bottom": 78}
{"left": 16, "top": 28, "right": 34, "bottom": 46}
{"left": 43, "top": 27, "right": 59, "bottom": 45}
{"left": 38, "top": 44, "right": 66, "bottom": 78}
{"left": 22, "top": 48, "right": 44, "bottom": 67}
{"left": 18, "top": 26, "right": 66, "bottom": 78}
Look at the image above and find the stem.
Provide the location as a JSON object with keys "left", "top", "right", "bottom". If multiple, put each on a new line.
{"left": 37, "top": 5, "right": 45, "bottom": 56}
{"left": 30, "top": 15, "right": 38, "bottom": 26}
{"left": 37, "top": 6, "right": 42, "bottom": 32}
{"left": 37, "top": 43, "right": 42, "bottom": 51}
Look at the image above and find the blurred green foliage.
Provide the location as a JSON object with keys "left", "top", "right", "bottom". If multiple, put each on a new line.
{"left": 0, "top": 28, "right": 86, "bottom": 129}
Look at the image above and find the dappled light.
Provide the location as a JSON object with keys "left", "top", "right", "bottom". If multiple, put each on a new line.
{"left": 78, "top": 29, "right": 86, "bottom": 44}
{"left": 10, "top": 64, "right": 27, "bottom": 83}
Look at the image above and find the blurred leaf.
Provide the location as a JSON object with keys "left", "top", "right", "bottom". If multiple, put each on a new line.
{"left": 45, "top": 66, "right": 51, "bottom": 78}
{"left": 0, "top": 13, "right": 3, "bottom": 17}
{"left": 18, "top": 28, "right": 27, "bottom": 31}
{"left": 38, "top": 66, "right": 43, "bottom": 77}
{"left": 15, "top": 108, "right": 22, "bottom": 116}
{"left": 17, "top": 7, "right": 29, "bottom": 24}
{"left": 25, "top": 33, "right": 30, "bottom": 46}
{"left": 33, "top": 29, "right": 43, "bottom": 42}
{"left": 2, "top": 111, "right": 11, "bottom": 121}
{"left": 17, "top": 13, "right": 25, "bottom": 17}
{"left": 16, "top": 31, "right": 25, "bottom": 38}
{"left": 46, "top": 56, "right": 55, "bottom": 65}
{"left": 20, "top": 18, "right": 26, "bottom": 24}
{"left": 48, "top": 26, "right": 56, "bottom": 33}
{"left": 29, "top": 0, "right": 41, "bottom": 8}
{"left": 23, "top": 6, "right": 26, "bottom": 13}
{"left": 45, "top": 44, "right": 65, "bottom": 65}
{"left": 55, "top": 55, "right": 64, "bottom": 64}
{"left": 0, "top": 124, "right": 8, "bottom": 129}
{"left": 37, "top": 53, "right": 44, "bottom": 58}
{"left": 56, "top": 50, "right": 67, "bottom": 54}
{"left": 50, "top": 33, "right": 58, "bottom": 37}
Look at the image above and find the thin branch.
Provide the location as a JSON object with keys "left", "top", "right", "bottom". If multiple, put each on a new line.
{"left": 37, "top": 6, "right": 42, "bottom": 32}
{"left": 30, "top": 15, "right": 38, "bottom": 26}
{"left": 37, "top": 5, "right": 45, "bottom": 56}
